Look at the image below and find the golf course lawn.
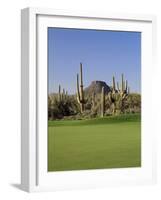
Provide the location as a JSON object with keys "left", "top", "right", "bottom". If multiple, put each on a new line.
{"left": 48, "top": 114, "right": 141, "bottom": 171}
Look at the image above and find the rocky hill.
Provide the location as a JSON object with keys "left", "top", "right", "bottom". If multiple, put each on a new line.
{"left": 84, "top": 80, "right": 111, "bottom": 95}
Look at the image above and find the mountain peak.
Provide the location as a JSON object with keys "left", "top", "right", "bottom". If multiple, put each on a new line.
{"left": 84, "top": 80, "right": 111, "bottom": 95}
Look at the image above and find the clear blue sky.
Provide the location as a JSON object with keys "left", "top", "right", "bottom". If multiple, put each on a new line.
{"left": 48, "top": 28, "right": 141, "bottom": 94}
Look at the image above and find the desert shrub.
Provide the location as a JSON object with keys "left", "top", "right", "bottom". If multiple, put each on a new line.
{"left": 124, "top": 93, "right": 141, "bottom": 113}
{"left": 106, "top": 93, "right": 141, "bottom": 115}
{"left": 48, "top": 92, "right": 141, "bottom": 120}
{"left": 48, "top": 94, "right": 80, "bottom": 120}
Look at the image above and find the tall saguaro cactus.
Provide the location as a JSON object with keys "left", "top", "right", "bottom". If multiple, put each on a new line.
{"left": 58, "top": 84, "right": 61, "bottom": 101}
{"left": 62, "top": 88, "right": 65, "bottom": 99}
{"left": 76, "top": 63, "right": 86, "bottom": 113}
{"left": 109, "top": 74, "right": 129, "bottom": 114}
{"left": 119, "top": 74, "right": 128, "bottom": 99}
{"left": 57, "top": 85, "right": 68, "bottom": 101}
{"left": 101, "top": 86, "right": 105, "bottom": 117}
{"left": 112, "top": 76, "right": 116, "bottom": 91}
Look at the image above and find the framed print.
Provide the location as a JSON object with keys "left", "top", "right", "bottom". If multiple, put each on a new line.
{"left": 21, "top": 8, "right": 157, "bottom": 192}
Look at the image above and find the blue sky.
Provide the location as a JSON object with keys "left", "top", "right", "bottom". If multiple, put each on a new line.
{"left": 48, "top": 28, "right": 141, "bottom": 94}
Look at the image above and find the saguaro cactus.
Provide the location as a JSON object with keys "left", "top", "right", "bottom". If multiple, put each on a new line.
{"left": 112, "top": 76, "right": 116, "bottom": 91}
{"left": 76, "top": 63, "right": 86, "bottom": 113}
{"left": 58, "top": 84, "right": 61, "bottom": 101}
{"left": 109, "top": 74, "right": 129, "bottom": 114}
{"left": 101, "top": 86, "right": 105, "bottom": 117}
{"left": 62, "top": 88, "right": 65, "bottom": 99}
{"left": 119, "top": 74, "right": 129, "bottom": 99}
{"left": 57, "top": 85, "right": 68, "bottom": 101}
{"left": 128, "top": 86, "right": 130, "bottom": 94}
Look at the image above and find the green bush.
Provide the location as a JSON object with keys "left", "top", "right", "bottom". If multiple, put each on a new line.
{"left": 48, "top": 95, "right": 80, "bottom": 120}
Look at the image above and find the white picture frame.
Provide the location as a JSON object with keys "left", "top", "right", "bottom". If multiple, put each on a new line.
{"left": 21, "top": 7, "right": 157, "bottom": 192}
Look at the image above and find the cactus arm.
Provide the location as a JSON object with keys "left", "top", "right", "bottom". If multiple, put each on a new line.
{"left": 63, "top": 88, "right": 65, "bottom": 95}
{"left": 128, "top": 86, "right": 130, "bottom": 94}
{"left": 80, "top": 63, "right": 83, "bottom": 87}
{"left": 121, "top": 74, "right": 124, "bottom": 92}
{"left": 117, "top": 82, "right": 120, "bottom": 92}
{"left": 76, "top": 73, "right": 81, "bottom": 103}
{"left": 59, "top": 84, "right": 61, "bottom": 94}
{"left": 58, "top": 84, "right": 61, "bottom": 101}
{"left": 112, "top": 76, "right": 116, "bottom": 91}
{"left": 62, "top": 88, "right": 65, "bottom": 100}
{"left": 125, "top": 80, "right": 128, "bottom": 92}
{"left": 80, "top": 62, "right": 84, "bottom": 102}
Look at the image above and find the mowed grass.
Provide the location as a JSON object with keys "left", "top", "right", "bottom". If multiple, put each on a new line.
{"left": 48, "top": 114, "right": 141, "bottom": 171}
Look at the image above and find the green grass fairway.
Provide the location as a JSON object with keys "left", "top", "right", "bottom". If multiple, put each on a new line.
{"left": 48, "top": 114, "right": 141, "bottom": 171}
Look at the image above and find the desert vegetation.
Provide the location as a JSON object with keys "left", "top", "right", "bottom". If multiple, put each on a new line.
{"left": 48, "top": 63, "right": 141, "bottom": 120}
